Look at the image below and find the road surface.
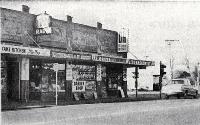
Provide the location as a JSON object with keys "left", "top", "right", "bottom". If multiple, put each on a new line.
{"left": 2, "top": 99, "right": 200, "bottom": 125}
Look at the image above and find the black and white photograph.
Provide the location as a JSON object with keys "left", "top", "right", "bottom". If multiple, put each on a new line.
{"left": 1, "top": 0, "right": 200, "bottom": 125}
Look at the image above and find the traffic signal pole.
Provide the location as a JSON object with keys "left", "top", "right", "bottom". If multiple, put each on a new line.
{"left": 135, "top": 67, "right": 138, "bottom": 98}
{"left": 160, "top": 61, "right": 166, "bottom": 99}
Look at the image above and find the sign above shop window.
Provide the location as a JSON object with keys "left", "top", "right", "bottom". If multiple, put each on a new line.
{"left": 1, "top": 44, "right": 50, "bottom": 57}
{"left": 52, "top": 52, "right": 92, "bottom": 61}
{"left": 35, "top": 12, "right": 52, "bottom": 35}
{"left": 51, "top": 51, "right": 155, "bottom": 67}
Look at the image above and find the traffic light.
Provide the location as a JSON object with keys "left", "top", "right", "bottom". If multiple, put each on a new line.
{"left": 132, "top": 71, "right": 139, "bottom": 78}
{"left": 160, "top": 61, "right": 166, "bottom": 77}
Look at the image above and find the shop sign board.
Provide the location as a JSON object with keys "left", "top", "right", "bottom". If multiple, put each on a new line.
{"left": 72, "top": 81, "right": 86, "bottom": 92}
{"left": 127, "top": 59, "right": 155, "bottom": 66}
{"left": 51, "top": 52, "right": 91, "bottom": 61}
{"left": 1, "top": 44, "right": 50, "bottom": 57}
{"left": 36, "top": 12, "right": 52, "bottom": 35}
{"left": 118, "top": 43, "right": 128, "bottom": 52}
{"left": 51, "top": 52, "right": 155, "bottom": 67}
{"left": 66, "top": 65, "right": 72, "bottom": 81}
{"left": 96, "top": 64, "right": 102, "bottom": 81}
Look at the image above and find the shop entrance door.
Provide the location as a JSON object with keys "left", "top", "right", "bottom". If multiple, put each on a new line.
{"left": 7, "top": 58, "right": 20, "bottom": 101}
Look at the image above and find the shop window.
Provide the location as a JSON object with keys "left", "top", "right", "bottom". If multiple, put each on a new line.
{"left": 1, "top": 56, "right": 7, "bottom": 93}
{"left": 72, "top": 64, "right": 96, "bottom": 99}
{"left": 30, "top": 61, "right": 65, "bottom": 97}
{"left": 107, "top": 70, "right": 123, "bottom": 90}
{"left": 101, "top": 65, "right": 107, "bottom": 98}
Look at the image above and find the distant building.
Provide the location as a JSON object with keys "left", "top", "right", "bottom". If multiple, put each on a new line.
{"left": 1, "top": 5, "right": 154, "bottom": 104}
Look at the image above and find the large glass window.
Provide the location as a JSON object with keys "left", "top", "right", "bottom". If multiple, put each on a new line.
{"left": 72, "top": 64, "right": 96, "bottom": 91}
{"left": 29, "top": 60, "right": 65, "bottom": 100}
{"left": 1, "top": 56, "right": 7, "bottom": 93}
{"left": 72, "top": 64, "right": 96, "bottom": 99}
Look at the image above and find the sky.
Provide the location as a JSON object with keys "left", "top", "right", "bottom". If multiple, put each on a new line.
{"left": 1, "top": 1, "right": 200, "bottom": 89}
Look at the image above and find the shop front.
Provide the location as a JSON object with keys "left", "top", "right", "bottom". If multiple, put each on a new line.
{"left": 1, "top": 44, "right": 154, "bottom": 104}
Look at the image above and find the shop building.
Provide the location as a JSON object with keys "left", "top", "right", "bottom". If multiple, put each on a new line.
{"left": 1, "top": 6, "right": 155, "bottom": 104}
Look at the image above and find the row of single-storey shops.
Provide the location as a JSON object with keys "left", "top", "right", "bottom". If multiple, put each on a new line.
{"left": 1, "top": 44, "right": 154, "bottom": 103}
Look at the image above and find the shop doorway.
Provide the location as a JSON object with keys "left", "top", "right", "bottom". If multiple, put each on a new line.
{"left": 7, "top": 58, "right": 20, "bottom": 101}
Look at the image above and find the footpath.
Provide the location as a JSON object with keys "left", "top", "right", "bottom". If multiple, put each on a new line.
{"left": 2, "top": 91, "right": 161, "bottom": 111}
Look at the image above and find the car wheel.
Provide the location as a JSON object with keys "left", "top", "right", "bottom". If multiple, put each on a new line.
{"left": 193, "top": 91, "right": 198, "bottom": 99}
{"left": 177, "top": 94, "right": 180, "bottom": 99}
{"left": 184, "top": 91, "right": 188, "bottom": 99}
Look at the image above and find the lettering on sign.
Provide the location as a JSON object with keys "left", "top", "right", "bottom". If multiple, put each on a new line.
{"left": 72, "top": 81, "right": 86, "bottom": 92}
{"left": 1, "top": 44, "right": 50, "bottom": 57}
{"left": 96, "top": 64, "right": 102, "bottom": 81}
{"left": 52, "top": 52, "right": 91, "bottom": 61}
{"left": 36, "top": 12, "right": 52, "bottom": 35}
{"left": 118, "top": 43, "right": 128, "bottom": 52}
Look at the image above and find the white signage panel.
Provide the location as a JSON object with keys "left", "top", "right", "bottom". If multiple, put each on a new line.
{"left": 36, "top": 12, "right": 52, "bottom": 34}
{"left": 1, "top": 44, "right": 50, "bottom": 57}
{"left": 96, "top": 64, "right": 102, "bottom": 81}
{"left": 118, "top": 43, "right": 128, "bottom": 52}
{"left": 66, "top": 62, "right": 73, "bottom": 81}
{"left": 72, "top": 81, "right": 86, "bottom": 92}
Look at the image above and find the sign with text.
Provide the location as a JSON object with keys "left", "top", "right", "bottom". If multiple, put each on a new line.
{"left": 118, "top": 43, "right": 128, "bottom": 52}
{"left": 1, "top": 44, "right": 50, "bottom": 57}
{"left": 72, "top": 81, "right": 86, "bottom": 92}
{"left": 118, "top": 33, "right": 128, "bottom": 52}
{"left": 36, "top": 12, "right": 52, "bottom": 35}
{"left": 96, "top": 64, "right": 102, "bottom": 81}
{"left": 66, "top": 62, "right": 72, "bottom": 80}
{"left": 52, "top": 52, "right": 91, "bottom": 61}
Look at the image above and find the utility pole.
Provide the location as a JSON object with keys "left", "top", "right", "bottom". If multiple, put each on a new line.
{"left": 197, "top": 62, "right": 200, "bottom": 86}
{"left": 160, "top": 61, "right": 166, "bottom": 99}
{"left": 135, "top": 67, "right": 139, "bottom": 98}
{"left": 165, "top": 40, "right": 174, "bottom": 80}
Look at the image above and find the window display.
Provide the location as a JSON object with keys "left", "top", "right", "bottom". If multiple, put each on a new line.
{"left": 1, "top": 56, "right": 7, "bottom": 93}
{"left": 72, "top": 64, "right": 96, "bottom": 99}
{"left": 72, "top": 64, "right": 96, "bottom": 92}
{"left": 107, "top": 66, "right": 123, "bottom": 90}
{"left": 29, "top": 60, "right": 65, "bottom": 100}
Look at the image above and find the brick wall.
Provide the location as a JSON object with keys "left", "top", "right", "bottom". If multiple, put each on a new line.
{"left": 1, "top": 7, "right": 123, "bottom": 57}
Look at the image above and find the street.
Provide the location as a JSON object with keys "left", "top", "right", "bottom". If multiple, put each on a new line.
{"left": 2, "top": 99, "right": 200, "bottom": 125}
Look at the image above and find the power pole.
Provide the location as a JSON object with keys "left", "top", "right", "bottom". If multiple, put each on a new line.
{"left": 135, "top": 67, "right": 139, "bottom": 98}
{"left": 165, "top": 40, "right": 174, "bottom": 80}
{"left": 160, "top": 61, "right": 166, "bottom": 99}
{"left": 197, "top": 62, "right": 200, "bottom": 86}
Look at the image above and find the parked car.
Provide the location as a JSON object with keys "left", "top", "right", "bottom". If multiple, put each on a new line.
{"left": 162, "top": 78, "right": 198, "bottom": 99}
{"left": 138, "top": 86, "right": 149, "bottom": 91}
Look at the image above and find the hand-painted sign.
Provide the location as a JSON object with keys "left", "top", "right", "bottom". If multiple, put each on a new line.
{"left": 52, "top": 52, "right": 91, "bottom": 61}
{"left": 72, "top": 81, "right": 86, "bottom": 92}
{"left": 36, "top": 12, "right": 52, "bottom": 35}
{"left": 96, "top": 64, "right": 102, "bottom": 81}
{"left": 1, "top": 44, "right": 50, "bottom": 57}
{"left": 51, "top": 52, "right": 155, "bottom": 66}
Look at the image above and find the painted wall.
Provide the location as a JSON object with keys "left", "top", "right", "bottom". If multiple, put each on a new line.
{"left": 1, "top": 7, "right": 121, "bottom": 57}
{"left": 1, "top": 8, "right": 35, "bottom": 45}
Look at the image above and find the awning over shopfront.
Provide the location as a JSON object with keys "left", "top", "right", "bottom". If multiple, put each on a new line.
{"left": 1, "top": 44, "right": 50, "bottom": 57}
{"left": 51, "top": 51, "right": 155, "bottom": 68}
{"left": 1, "top": 44, "right": 155, "bottom": 68}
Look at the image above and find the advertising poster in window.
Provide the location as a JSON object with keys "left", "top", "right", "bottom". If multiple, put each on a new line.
{"left": 72, "top": 81, "right": 85, "bottom": 92}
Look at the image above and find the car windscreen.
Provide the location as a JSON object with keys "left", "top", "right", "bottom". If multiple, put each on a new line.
{"left": 172, "top": 80, "right": 184, "bottom": 84}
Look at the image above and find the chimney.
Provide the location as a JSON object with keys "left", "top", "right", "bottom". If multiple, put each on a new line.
{"left": 97, "top": 22, "right": 102, "bottom": 29}
{"left": 22, "top": 5, "right": 30, "bottom": 13}
{"left": 67, "top": 15, "right": 72, "bottom": 23}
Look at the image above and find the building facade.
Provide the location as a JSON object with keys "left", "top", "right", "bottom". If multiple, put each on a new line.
{"left": 1, "top": 6, "right": 155, "bottom": 104}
